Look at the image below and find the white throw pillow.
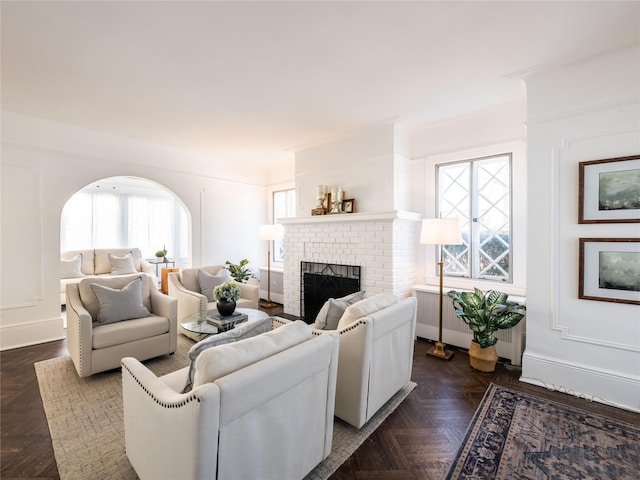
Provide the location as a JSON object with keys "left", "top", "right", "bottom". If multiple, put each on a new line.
{"left": 198, "top": 268, "right": 229, "bottom": 302}
{"left": 337, "top": 293, "right": 398, "bottom": 330}
{"left": 60, "top": 254, "right": 84, "bottom": 279}
{"left": 108, "top": 252, "right": 137, "bottom": 275}
{"left": 90, "top": 277, "right": 151, "bottom": 324}
{"left": 193, "top": 320, "right": 311, "bottom": 389}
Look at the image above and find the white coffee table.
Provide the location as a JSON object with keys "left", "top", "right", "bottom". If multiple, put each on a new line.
{"left": 181, "top": 308, "right": 269, "bottom": 336}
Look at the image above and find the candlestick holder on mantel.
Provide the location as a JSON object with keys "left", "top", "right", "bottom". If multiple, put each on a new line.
{"left": 312, "top": 185, "right": 352, "bottom": 215}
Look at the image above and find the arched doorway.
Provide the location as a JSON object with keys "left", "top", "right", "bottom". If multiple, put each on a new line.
{"left": 60, "top": 176, "right": 190, "bottom": 266}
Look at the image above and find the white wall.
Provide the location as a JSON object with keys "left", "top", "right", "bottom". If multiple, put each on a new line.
{"left": 522, "top": 44, "right": 640, "bottom": 412}
{"left": 0, "top": 110, "right": 268, "bottom": 350}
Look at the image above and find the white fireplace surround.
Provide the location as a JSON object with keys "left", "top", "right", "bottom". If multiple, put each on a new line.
{"left": 280, "top": 211, "right": 421, "bottom": 317}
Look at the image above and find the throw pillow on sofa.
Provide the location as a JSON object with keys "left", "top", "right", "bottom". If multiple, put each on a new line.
{"left": 60, "top": 254, "right": 84, "bottom": 279}
{"left": 182, "top": 316, "right": 273, "bottom": 393}
{"left": 336, "top": 292, "right": 398, "bottom": 330}
{"left": 198, "top": 268, "right": 230, "bottom": 302}
{"left": 108, "top": 252, "right": 137, "bottom": 275}
{"left": 314, "top": 290, "right": 366, "bottom": 330}
{"left": 90, "top": 277, "right": 151, "bottom": 324}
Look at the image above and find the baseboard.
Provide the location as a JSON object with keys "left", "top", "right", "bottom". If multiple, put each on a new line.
{"left": 521, "top": 351, "right": 640, "bottom": 413}
{"left": 0, "top": 316, "right": 65, "bottom": 351}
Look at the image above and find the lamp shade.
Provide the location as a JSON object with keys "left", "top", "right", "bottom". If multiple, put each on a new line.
{"left": 259, "top": 224, "right": 283, "bottom": 241}
{"left": 420, "top": 218, "right": 462, "bottom": 245}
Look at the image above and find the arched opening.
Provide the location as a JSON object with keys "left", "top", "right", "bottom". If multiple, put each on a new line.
{"left": 60, "top": 176, "right": 190, "bottom": 267}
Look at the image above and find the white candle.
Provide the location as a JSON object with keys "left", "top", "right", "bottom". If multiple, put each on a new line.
{"left": 337, "top": 187, "right": 344, "bottom": 200}
{"left": 331, "top": 187, "right": 337, "bottom": 201}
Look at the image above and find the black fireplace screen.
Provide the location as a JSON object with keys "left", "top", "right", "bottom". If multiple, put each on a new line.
{"left": 300, "top": 261, "right": 361, "bottom": 323}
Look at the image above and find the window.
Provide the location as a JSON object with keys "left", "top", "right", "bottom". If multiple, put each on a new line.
{"left": 437, "top": 154, "right": 512, "bottom": 282}
{"left": 61, "top": 177, "right": 188, "bottom": 265}
{"left": 272, "top": 188, "right": 295, "bottom": 262}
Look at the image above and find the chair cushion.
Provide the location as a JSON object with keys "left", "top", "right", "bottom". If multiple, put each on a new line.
{"left": 79, "top": 274, "right": 152, "bottom": 321}
{"left": 90, "top": 277, "right": 151, "bottom": 324}
{"left": 193, "top": 320, "right": 311, "bottom": 389}
{"left": 198, "top": 268, "right": 229, "bottom": 302}
{"left": 182, "top": 316, "right": 273, "bottom": 393}
{"left": 337, "top": 293, "right": 398, "bottom": 330}
{"left": 92, "top": 314, "right": 170, "bottom": 349}
{"left": 60, "top": 254, "right": 84, "bottom": 279}
{"left": 314, "top": 290, "right": 366, "bottom": 330}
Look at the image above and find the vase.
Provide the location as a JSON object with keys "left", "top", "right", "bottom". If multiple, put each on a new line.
{"left": 468, "top": 341, "right": 498, "bottom": 372}
{"left": 216, "top": 299, "right": 236, "bottom": 317}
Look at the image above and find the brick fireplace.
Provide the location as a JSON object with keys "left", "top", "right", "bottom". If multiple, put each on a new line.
{"left": 280, "top": 211, "right": 421, "bottom": 317}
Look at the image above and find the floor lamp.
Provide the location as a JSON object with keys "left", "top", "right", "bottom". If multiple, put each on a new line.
{"left": 420, "top": 217, "right": 462, "bottom": 360}
{"left": 259, "top": 224, "right": 282, "bottom": 309}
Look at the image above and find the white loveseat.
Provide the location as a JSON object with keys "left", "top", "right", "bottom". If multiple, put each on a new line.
{"left": 66, "top": 273, "right": 177, "bottom": 377}
{"left": 60, "top": 248, "right": 156, "bottom": 305}
{"left": 122, "top": 320, "right": 339, "bottom": 480}
{"left": 167, "top": 265, "right": 260, "bottom": 340}
{"left": 306, "top": 293, "right": 417, "bottom": 428}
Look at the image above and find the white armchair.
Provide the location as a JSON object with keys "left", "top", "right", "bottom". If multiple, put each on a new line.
{"left": 66, "top": 273, "right": 177, "bottom": 378}
{"left": 122, "top": 321, "right": 339, "bottom": 480}
{"left": 312, "top": 294, "right": 417, "bottom": 428}
{"left": 167, "top": 265, "right": 259, "bottom": 340}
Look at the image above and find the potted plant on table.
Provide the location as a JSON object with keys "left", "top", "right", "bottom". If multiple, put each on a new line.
{"left": 447, "top": 288, "right": 526, "bottom": 372}
{"left": 213, "top": 281, "right": 242, "bottom": 316}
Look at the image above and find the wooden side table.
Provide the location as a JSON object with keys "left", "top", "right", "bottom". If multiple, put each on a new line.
{"left": 161, "top": 267, "right": 179, "bottom": 295}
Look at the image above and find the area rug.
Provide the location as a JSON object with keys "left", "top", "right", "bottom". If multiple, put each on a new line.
{"left": 35, "top": 335, "right": 415, "bottom": 480}
{"left": 445, "top": 383, "right": 640, "bottom": 479}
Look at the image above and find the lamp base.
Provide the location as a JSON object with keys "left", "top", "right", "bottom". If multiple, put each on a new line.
{"left": 259, "top": 300, "right": 278, "bottom": 309}
{"left": 427, "top": 342, "right": 454, "bottom": 360}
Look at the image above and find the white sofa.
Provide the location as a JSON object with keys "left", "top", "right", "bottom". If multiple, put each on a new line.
{"left": 167, "top": 265, "right": 260, "bottom": 340}
{"left": 308, "top": 293, "right": 417, "bottom": 428}
{"left": 66, "top": 273, "right": 177, "bottom": 378}
{"left": 122, "top": 320, "right": 339, "bottom": 480}
{"left": 60, "top": 248, "right": 156, "bottom": 305}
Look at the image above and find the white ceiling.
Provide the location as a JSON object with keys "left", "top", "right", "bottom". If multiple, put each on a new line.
{"left": 2, "top": 1, "right": 638, "bottom": 162}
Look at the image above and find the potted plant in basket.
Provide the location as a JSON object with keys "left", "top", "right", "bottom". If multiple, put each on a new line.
{"left": 225, "top": 259, "right": 254, "bottom": 283}
{"left": 213, "top": 281, "right": 242, "bottom": 316}
{"left": 447, "top": 288, "right": 526, "bottom": 372}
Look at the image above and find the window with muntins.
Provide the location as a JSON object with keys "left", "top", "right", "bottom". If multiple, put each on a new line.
{"left": 437, "top": 153, "right": 512, "bottom": 282}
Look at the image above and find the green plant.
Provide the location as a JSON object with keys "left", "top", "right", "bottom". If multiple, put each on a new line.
{"left": 447, "top": 288, "right": 526, "bottom": 348}
{"left": 225, "top": 259, "right": 253, "bottom": 283}
{"left": 213, "top": 281, "right": 241, "bottom": 302}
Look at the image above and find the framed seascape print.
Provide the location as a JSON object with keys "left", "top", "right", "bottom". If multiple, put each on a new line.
{"left": 579, "top": 238, "right": 640, "bottom": 305}
{"left": 579, "top": 155, "right": 640, "bottom": 223}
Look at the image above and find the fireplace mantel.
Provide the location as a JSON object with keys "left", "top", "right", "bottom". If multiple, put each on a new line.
{"left": 280, "top": 210, "right": 421, "bottom": 225}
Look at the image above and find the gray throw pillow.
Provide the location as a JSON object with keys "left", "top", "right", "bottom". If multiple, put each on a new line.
{"left": 108, "top": 252, "right": 137, "bottom": 275}
{"left": 198, "top": 269, "right": 228, "bottom": 302}
{"left": 90, "top": 277, "right": 151, "bottom": 324}
{"left": 314, "top": 290, "right": 367, "bottom": 330}
{"left": 182, "top": 316, "right": 273, "bottom": 393}
{"left": 60, "top": 254, "right": 84, "bottom": 279}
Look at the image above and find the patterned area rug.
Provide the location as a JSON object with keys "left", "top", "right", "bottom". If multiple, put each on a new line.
{"left": 446, "top": 383, "right": 640, "bottom": 479}
{"left": 35, "top": 334, "right": 415, "bottom": 480}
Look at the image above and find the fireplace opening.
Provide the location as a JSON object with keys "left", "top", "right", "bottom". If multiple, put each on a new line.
{"left": 300, "top": 261, "right": 361, "bottom": 323}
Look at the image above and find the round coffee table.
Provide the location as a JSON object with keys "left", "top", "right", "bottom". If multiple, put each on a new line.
{"left": 181, "top": 308, "right": 269, "bottom": 336}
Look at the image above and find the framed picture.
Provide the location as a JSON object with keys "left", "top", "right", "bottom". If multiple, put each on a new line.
{"left": 579, "top": 238, "right": 640, "bottom": 305}
{"left": 579, "top": 155, "right": 640, "bottom": 223}
{"left": 343, "top": 199, "right": 355, "bottom": 213}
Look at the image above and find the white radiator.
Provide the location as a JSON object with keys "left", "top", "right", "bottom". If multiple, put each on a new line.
{"left": 413, "top": 287, "right": 525, "bottom": 366}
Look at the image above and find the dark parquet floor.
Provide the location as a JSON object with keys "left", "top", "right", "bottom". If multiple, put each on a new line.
{"left": 2, "top": 304, "right": 638, "bottom": 479}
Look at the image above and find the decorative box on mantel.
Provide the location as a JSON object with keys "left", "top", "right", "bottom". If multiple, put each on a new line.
{"left": 279, "top": 211, "right": 422, "bottom": 317}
